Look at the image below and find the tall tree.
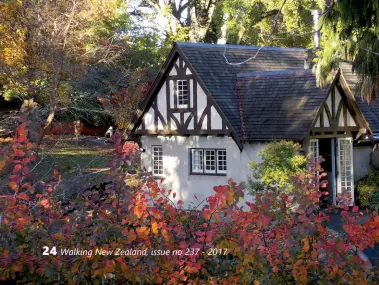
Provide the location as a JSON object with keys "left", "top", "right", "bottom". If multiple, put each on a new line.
{"left": 136, "top": 0, "right": 219, "bottom": 42}
{"left": 316, "top": 0, "right": 379, "bottom": 101}
{"left": 222, "top": 0, "right": 324, "bottom": 47}
{"left": 136, "top": 0, "right": 324, "bottom": 47}
{"left": 0, "top": 0, "right": 130, "bottom": 128}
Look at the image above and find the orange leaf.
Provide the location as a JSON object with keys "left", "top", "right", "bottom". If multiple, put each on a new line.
{"left": 40, "top": 199, "right": 49, "bottom": 208}
{"left": 173, "top": 192, "right": 176, "bottom": 199}
{"left": 9, "top": 181, "right": 19, "bottom": 191}
{"left": 53, "top": 169, "right": 59, "bottom": 175}
{"left": 151, "top": 222, "right": 159, "bottom": 235}
{"left": 17, "top": 192, "right": 29, "bottom": 201}
{"left": 136, "top": 226, "right": 149, "bottom": 239}
{"left": 126, "top": 229, "right": 136, "bottom": 243}
{"left": 15, "top": 150, "right": 24, "bottom": 156}
{"left": 177, "top": 200, "right": 183, "bottom": 205}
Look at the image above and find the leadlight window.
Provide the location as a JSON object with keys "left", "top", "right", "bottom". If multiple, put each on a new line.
{"left": 190, "top": 148, "right": 227, "bottom": 175}
{"left": 152, "top": 146, "right": 163, "bottom": 175}
{"left": 177, "top": 80, "right": 188, "bottom": 107}
{"left": 191, "top": 149, "right": 203, "bottom": 173}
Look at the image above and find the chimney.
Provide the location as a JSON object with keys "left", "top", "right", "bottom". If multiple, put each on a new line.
{"left": 311, "top": 10, "right": 322, "bottom": 49}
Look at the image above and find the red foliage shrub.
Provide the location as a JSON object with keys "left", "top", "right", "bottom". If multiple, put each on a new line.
{"left": 0, "top": 107, "right": 378, "bottom": 284}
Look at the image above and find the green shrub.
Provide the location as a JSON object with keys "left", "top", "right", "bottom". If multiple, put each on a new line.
{"left": 368, "top": 189, "right": 379, "bottom": 212}
{"left": 248, "top": 140, "right": 307, "bottom": 193}
{"left": 357, "top": 168, "right": 379, "bottom": 207}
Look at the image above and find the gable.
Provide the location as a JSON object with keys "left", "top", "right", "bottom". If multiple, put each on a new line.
{"left": 134, "top": 54, "right": 230, "bottom": 135}
{"left": 312, "top": 86, "right": 358, "bottom": 129}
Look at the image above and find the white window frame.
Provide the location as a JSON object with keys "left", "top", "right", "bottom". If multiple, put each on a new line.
{"left": 217, "top": 150, "right": 227, "bottom": 174}
{"left": 152, "top": 145, "right": 163, "bottom": 176}
{"left": 191, "top": 149, "right": 203, "bottom": 173}
{"left": 190, "top": 148, "right": 227, "bottom": 175}
{"left": 308, "top": 138, "right": 319, "bottom": 183}
{"left": 176, "top": 80, "right": 188, "bottom": 108}
{"left": 337, "top": 137, "right": 354, "bottom": 205}
{"left": 204, "top": 150, "right": 216, "bottom": 174}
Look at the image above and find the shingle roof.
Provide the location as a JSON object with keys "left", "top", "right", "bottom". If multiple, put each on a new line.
{"left": 340, "top": 62, "right": 379, "bottom": 133}
{"left": 237, "top": 70, "right": 328, "bottom": 140}
{"left": 177, "top": 42, "right": 308, "bottom": 137}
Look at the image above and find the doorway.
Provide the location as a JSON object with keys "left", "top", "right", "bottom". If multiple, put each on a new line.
{"left": 309, "top": 137, "right": 354, "bottom": 206}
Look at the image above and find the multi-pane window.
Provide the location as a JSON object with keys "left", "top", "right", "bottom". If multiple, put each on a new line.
{"left": 152, "top": 146, "right": 163, "bottom": 176}
{"left": 205, "top": 150, "right": 216, "bottom": 173}
{"left": 308, "top": 139, "right": 319, "bottom": 178}
{"left": 217, "top": 150, "right": 227, "bottom": 174}
{"left": 177, "top": 80, "right": 188, "bottom": 107}
{"left": 191, "top": 149, "right": 203, "bottom": 173}
{"left": 190, "top": 148, "right": 227, "bottom": 175}
{"left": 308, "top": 139, "right": 319, "bottom": 164}
{"left": 338, "top": 138, "right": 353, "bottom": 193}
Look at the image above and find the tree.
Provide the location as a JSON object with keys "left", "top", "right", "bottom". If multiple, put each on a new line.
{"left": 316, "top": 0, "right": 379, "bottom": 101}
{"left": 222, "top": 0, "right": 324, "bottom": 47}
{"left": 135, "top": 0, "right": 324, "bottom": 47}
{"left": 0, "top": 0, "right": 131, "bottom": 129}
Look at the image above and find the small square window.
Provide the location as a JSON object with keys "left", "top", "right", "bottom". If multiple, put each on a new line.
{"left": 177, "top": 80, "right": 188, "bottom": 108}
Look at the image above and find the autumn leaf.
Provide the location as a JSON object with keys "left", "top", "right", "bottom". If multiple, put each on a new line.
{"left": 12, "top": 164, "right": 22, "bottom": 173}
{"left": 9, "top": 181, "right": 19, "bottom": 191}
{"left": 14, "top": 149, "right": 24, "bottom": 156}
{"left": 352, "top": 205, "right": 359, "bottom": 213}
{"left": 151, "top": 222, "right": 159, "bottom": 235}
{"left": 126, "top": 229, "right": 136, "bottom": 243}
{"left": 17, "top": 192, "right": 29, "bottom": 201}
{"left": 40, "top": 199, "right": 49, "bottom": 208}
{"left": 105, "top": 260, "right": 115, "bottom": 273}
{"left": 136, "top": 226, "right": 149, "bottom": 239}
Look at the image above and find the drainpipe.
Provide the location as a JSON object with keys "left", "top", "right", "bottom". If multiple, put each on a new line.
{"left": 311, "top": 10, "right": 322, "bottom": 49}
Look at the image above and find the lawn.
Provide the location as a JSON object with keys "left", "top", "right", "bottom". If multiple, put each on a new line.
{"left": 0, "top": 135, "right": 115, "bottom": 193}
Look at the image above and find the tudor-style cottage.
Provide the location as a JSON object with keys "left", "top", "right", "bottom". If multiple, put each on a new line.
{"left": 130, "top": 42, "right": 379, "bottom": 206}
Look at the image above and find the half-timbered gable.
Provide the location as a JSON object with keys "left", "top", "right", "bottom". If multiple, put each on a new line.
{"left": 134, "top": 53, "right": 231, "bottom": 137}
{"left": 310, "top": 80, "right": 368, "bottom": 137}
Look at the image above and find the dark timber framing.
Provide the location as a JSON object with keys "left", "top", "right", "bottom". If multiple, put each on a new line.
{"left": 308, "top": 72, "right": 370, "bottom": 139}
{"left": 131, "top": 43, "right": 242, "bottom": 150}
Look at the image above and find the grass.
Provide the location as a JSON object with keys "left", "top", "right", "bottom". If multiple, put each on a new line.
{"left": 1, "top": 135, "right": 115, "bottom": 193}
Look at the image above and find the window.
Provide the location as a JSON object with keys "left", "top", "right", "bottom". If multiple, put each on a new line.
{"left": 191, "top": 149, "right": 203, "bottom": 173}
{"left": 205, "top": 150, "right": 216, "bottom": 173}
{"left": 217, "top": 150, "right": 227, "bottom": 174}
{"left": 190, "top": 148, "right": 227, "bottom": 175}
{"left": 176, "top": 80, "right": 188, "bottom": 107}
{"left": 152, "top": 146, "right": 163, "bottom": 176}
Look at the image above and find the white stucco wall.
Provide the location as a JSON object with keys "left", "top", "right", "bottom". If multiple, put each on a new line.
{"left": 353, "top": 146, "right": 372, "bottom": 182}
{"left": 140, "top": 135, "right": 266, "bottom": 207}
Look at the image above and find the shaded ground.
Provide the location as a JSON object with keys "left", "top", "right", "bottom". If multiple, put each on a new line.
{"left": 325, "top": 208, "right": 379, "bottom": 266}
{"left": 0, "top": 135, "right": 114, "bottom": 193}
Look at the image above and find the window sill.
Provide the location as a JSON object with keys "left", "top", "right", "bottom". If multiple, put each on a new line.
{"left": 190, "top": 172, "right": 227, "bottom": 176}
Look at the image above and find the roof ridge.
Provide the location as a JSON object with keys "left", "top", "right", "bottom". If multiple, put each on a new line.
{"left": 237, "top": 69, "right": 313, "bottom": 78}
{"left": 176, "top": 42, "right": 307, "bottom": 52}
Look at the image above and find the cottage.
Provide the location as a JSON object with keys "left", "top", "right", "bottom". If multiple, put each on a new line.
{"left": 130, "top": 42, "right": 379, "bottom": 206}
